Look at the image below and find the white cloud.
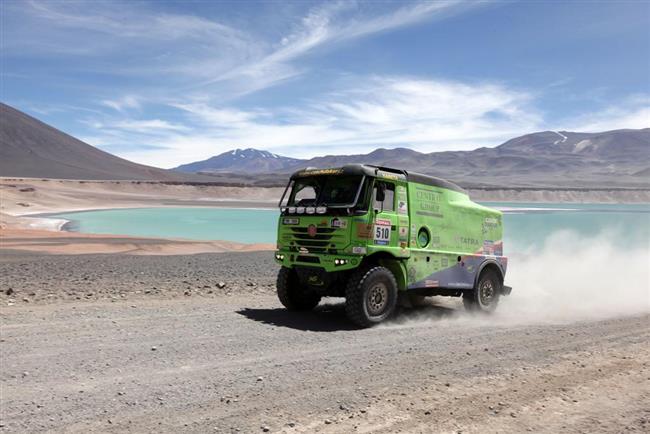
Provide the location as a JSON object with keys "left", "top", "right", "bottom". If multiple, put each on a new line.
{"left": 89, "top": 75, "right": 541, "bottom": 167}
{"left": 101, "top": 96, "right": 141, "bottom": 113}
{"left": 566, "top": 95, "right": 650, "bottom": 132}
{"left": 111, "top": 119, "right": 190, "bottom": 133}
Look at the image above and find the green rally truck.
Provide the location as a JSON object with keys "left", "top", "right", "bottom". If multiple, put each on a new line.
{"left": 274, "top": 165, "right": 511, "bottom": 327}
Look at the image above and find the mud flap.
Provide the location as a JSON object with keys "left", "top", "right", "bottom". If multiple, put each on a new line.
{"left": 502, "top": 285, "right": 512, "bottom": 296}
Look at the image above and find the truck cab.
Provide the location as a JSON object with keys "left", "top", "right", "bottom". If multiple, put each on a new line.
{"left": 275, "top": 164, "right": 511, "bottom": 327}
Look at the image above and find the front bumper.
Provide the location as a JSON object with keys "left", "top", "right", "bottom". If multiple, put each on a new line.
{"left": 274, "top": 251, "right": 361, "bottom": 272}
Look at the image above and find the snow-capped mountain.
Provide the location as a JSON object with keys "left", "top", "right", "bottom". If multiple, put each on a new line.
{"left": 173, "top": 148, "right": 304, "bottom": 173}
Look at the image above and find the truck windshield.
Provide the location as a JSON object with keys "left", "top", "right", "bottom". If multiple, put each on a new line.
{"left": 286, "top": 175, "right": 364, "bottom": 208}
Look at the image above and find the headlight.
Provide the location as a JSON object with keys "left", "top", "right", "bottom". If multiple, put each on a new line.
{"left": 296, "top": 207, "right": 305, "bottom": 214}
{"left": 275, "top": 253, "right": 285, "bottom": 260}
{"left": 306, "top": 207, "right": 315, "bottom": 214}
{"left": 288, "top": 207, "right": 296, "bottom": 214}
{"left": 316, "top": 206, "right": 327, "bottom": 214}
{"left": 334, "top": 258, "right": 348, "bottom": 266}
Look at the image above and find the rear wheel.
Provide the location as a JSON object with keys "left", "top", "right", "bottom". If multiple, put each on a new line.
{"left": 463, "top": 269, "right": 501, "bottom": 313}
{"left": 276, "top": 267, "right": 321, "bottom": 311}
{"left": 345, "top": 266, "right": 398, "bottom": 327}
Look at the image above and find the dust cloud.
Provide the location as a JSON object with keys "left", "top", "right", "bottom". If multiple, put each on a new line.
{"left": 389, "top": 230, "right": 650, "bottom": 327}
{"left": 499, "top": 230, "right": 649, "bottom": 323}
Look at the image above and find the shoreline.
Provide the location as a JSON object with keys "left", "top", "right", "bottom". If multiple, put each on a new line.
{"left": 1, "top": 178, "right": 648, "bottom": 255}
{"left": 26, "top": 203, "right": 278, "bottom": 234}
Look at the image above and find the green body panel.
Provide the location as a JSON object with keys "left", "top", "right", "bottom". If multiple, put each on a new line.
{"left": 275, "top": 167, "right": 507, "bottom": 292}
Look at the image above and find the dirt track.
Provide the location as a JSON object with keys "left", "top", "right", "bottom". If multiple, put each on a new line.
{"left": 1, "top": 252, "right": 649, "bottom": 433}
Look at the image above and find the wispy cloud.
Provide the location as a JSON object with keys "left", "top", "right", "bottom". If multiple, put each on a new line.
{"left": 199, "top": 0, "right": 476, "bottom": 97}
{"left": 565, "top": 95, "right": 650, "bottom": 132}
{"left": 88, "top": 75, "right": 541, "bottom": 167}
{"left": 101, "top": 96, "right": 141, "bottom": 113}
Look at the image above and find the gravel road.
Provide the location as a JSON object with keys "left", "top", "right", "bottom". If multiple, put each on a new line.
{"left": 1, "top": 252, "right": 649, "bottom": 433}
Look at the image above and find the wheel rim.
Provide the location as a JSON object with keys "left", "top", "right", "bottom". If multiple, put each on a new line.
{"left": 366, "top": 282, "right": 388, "bottom": 315}
{"left": 479, "top": 279, "right": 495, "bottom": 306}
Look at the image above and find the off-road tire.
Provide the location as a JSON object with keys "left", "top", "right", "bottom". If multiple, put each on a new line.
{"left": 463, "top": 268, "right": 501, "bottom": 313}
{"left": 345, "top": 266, "right": 398, "bottom": 327}
{"left": 276, "top": 267, "right": 321, "bottom": 311}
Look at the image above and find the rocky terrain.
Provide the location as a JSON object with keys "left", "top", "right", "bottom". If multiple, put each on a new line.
{"left": 0, "top": 251, "right": 276, "bottom": 305}
{"left": 1, "top": 250, "right": 649, "bottom": 433}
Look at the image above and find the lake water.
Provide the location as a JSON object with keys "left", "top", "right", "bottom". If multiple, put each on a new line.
{"left": 52, "top": 203, "right": 650, "bottom": 251}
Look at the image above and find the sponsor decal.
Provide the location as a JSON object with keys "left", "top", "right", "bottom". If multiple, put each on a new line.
{"left": 398, "top": 226, "right": 408, "bottom": 240}
{"left": 377, "top": 171, "right": 400, "bottom": 180}
{"left": 352, "top": 246, "right": 367, "bottom": 254}
{"left": 318, "top": 219, "right": 328, "bottom": 227}
{"left": 494, "top": 241, "right": 503, "bottom": 256}
{"left": 415, "top": 188, "right": 442, "bottom": 216}
{"left": 297, "top": 168, "right": 342, "bottom": 176}
{"left": 283, "top": 217, "right": 299, "bottom": 225}
{"left": 483, "top": 240, "right": 495, "bottom": 255}
{"left": 307, "top": 224, "right": 317, "bottom": 237}
{"left": 374, "top": 219, "right": 392, "bottom": 245}
{"left": 448, "top": 281, "right": 472, "bottom": 288}
{"left": 482, "top": 217, "right": 499, "bottom": 234}
{"left": 356, "top": 223, "right": 373, "bottom": 239}
{"left": 455, "top": 235, "right": 480, "bottom": 246}
{"left": 425, "top": 280, "right": 439, "bottom": 288}
{"left": 398, "top": 200, "right": 408, "bottom": 215}
{"left": 330, "top": 218, "right": 348, "bottom": 229}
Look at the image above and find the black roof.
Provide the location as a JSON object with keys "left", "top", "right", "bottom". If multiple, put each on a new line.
{"left": 290, "top": 164, "right": 466, "bottom": 194}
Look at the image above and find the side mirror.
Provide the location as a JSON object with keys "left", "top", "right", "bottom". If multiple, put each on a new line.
{"left": 375, "top": 184, "right": 386, "bottom": 202}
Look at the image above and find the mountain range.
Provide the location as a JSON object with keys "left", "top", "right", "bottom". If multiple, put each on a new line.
{"left": 175, "top": 148, "right": 302, "bottom": 173}
{"left": 1, "top": 102, "right": 647, "bottom": 188}
{"left": 175, "top": 130, "right": 650, "bottom": 188}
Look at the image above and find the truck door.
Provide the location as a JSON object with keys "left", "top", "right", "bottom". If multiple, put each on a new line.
{"left": 370, "top": 180, "right": 409, "bottom": 258}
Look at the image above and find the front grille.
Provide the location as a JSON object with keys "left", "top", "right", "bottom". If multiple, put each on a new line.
{"left": 288, "top": 227, "right": 344, "bottom": 253}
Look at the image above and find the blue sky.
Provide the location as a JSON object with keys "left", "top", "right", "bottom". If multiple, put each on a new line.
{"left": 3, "top": 0, "right": 649, "bottom": 168}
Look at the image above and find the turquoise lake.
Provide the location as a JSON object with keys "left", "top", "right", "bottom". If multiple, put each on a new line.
{"left": 52, "top": 203, "right": 650, "bottom": 251}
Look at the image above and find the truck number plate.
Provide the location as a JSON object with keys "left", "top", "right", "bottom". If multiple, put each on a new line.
{"left": 374, "top": 219, "right": 391, "bottom": 245}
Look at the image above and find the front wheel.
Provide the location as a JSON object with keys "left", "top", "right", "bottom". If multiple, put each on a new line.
{"left": 345, "top": 266, "right": 398, "bottom": 327}
{"left": 277, "top": 267, "right": 321, "bottom": 311}
{"left": 463, "top": 269, "right": 501, "bottom": 313}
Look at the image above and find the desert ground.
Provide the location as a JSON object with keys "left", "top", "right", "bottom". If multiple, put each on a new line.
{"left": 1, "top": 250, "right": 649, "bottom": 433}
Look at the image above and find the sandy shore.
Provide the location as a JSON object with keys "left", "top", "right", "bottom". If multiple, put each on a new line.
{"left": 1, "top": 178, "right": 280, "bottom": 254}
